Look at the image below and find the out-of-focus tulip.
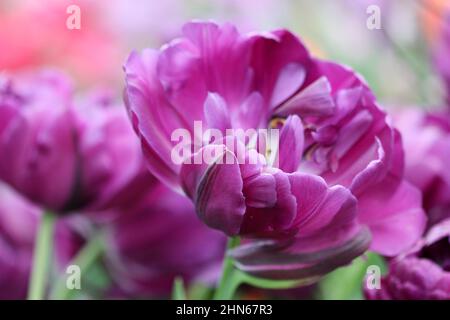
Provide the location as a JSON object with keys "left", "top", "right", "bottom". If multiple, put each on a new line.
{"left": 0, "top": 71, "right": 76, "bottom": 212}
{"left": 365, "top": 217, "right": 450, "bottom": 300}
{"left": 124, "top": 21, "right": 425, "bottom": 281}
{"left": 395, "top": 109, "right": 450, "bottom": 225}
{"left": 0, "top": 183, "right": 80, "bottom": 299}
{"left": 105, "top": 182, "right": 227, "bottom": 298}
{"left": 0, "top": 70, "right": 151, "bottom": 215}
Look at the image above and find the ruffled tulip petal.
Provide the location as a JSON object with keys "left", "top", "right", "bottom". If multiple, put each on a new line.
{"left": 288, "top": 173, "right": 358, "bottom": 236}
{"left": 204, "top": 92, "right": 232, "bottom": 133}
{"left": 0, "top": 106, "right": 77, "bottom": 211}
{"left": 230, "top": 225, "right": 370, "bottom": 281}
{"left": 180, "top": 22, "right": 253, "bottom": 108}
{"left": 243, "top": 173, "right": 277, "bottom": 208}
{"left": 277, "top": 115, "right": 304, "bottom": 173}
{"left": 249, "top": 29, "right": 311, "bottom": 107}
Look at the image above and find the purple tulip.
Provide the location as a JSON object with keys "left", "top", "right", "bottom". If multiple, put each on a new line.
{"left": 105, "top": 182, "right": 227, "bottom": 298}
{"left": 365, "top": 217, "right": 450, "bottom": 300}
{"left": 124, "top": 21, "right": 425, "bottom": 280}
{"left": 0, "top": 70, "right": 151, "bottom": 214}
{"left": 0, "top": 183, "right": 80, "bottom": 299}
{"left": 395, "top": 109, "right": 450, "bottom": 225}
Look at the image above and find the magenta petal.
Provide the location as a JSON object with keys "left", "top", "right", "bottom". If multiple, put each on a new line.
{"left": 235, "top": 92, "right": 266, "bottom": 130}
{"left": 0, "top": 184, "right": 38, "bottom": 299}
{"left": 0, "top": 106, "right": 77, "bottom": 211}
{"left": 139, "top": 137, "right": 182, "bottom": 193}
{"left": 270, "top": 171, "right": 298, "bottom": 230}
{"left": 204, "top": 92, "right": 231, "bottom": 133}
{"left": 425, "top": 218, "right": 450, "bottom": 246}
{"left": 243, "top": 173, "right": 277, "bottom": 208}
{"left": 240, "top": 170, "right": 297, "bottom": 235}
{"left": 332, "top": 110, "right": 373, "bottom": 159}
{"left": 358, "top": 181, "right": 427, "bottom": 256}
{"left": 0, "top": 89, "right": 20, "bottom": 136}
{"left": 275, "top": 77, "right": 335, "bottom": 118}
{"left": 288, "top": 173, "right": 358, "bottom": 236}
{"left": 180, "top": 144, "right": 225, "bottom": 198}
{"left": 239, "top": 149, "right": 266, "bottom": 180}
{"left": 182, "top": 148, "right": 246, "bottom": 236}
{"left": 250, "top": 29, "right": 310, "bottom": 107}
{"left": 314, "top": 59, "right": 369, "bottom": 93}
{"left": 156, "top": 38, "right": 207, "bottom": 122}
{"left": 271, "top": 62, "right": 306, "bottom": 107}
{"left": 350, "top": 127, "right": 403, "bottom": 197}
{"left": 277, "top": 115, "right": 304, "bottom": 173}
{"left": 181, "top": 22, "right": 253, "bottom": 106}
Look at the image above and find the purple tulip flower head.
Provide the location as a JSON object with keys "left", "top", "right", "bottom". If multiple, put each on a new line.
{"left": 105, "top": 182, "right": 227, "bottom": 298}
{"left": 365, "top": 217, "right": 450, "bottom": 300}
{"left": 124, "top": 21, "right": 426, "bottom": 281}
{"left": 0, "top": 70, "right": 150, "bottom": 215}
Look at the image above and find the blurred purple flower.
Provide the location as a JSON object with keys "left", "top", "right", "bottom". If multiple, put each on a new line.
{"left": 365, "top": 217, "right": 450, "bottom": 300}
{"left": 0, "top": 183, "right": 81, "bottom": 299}
{"left": 395, "top": 109, "right": 450, "bottom": 225}
{"left": 105, "top": 182, "right": 226, "bottom": 298}
{"left": 0, "top": 70, "right": 151, "bottom": 215}
{"left": 124, "top": 21, "right": 425, "bottom": 281}
{"left": 0, "top": 184, "right": 37, "bottom": 299}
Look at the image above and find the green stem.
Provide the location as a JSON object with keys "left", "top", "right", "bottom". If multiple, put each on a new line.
{"left": 172, "top": 277, "right": 187, "bottom": 300}
{"left": 213, "top": 237, "right": 241, "bottom": 300}
{"left": 50, "top": 232, "right": 104, "bottom": 300}
{"left": 27, "top": 211, "right": 56, "bottom": 300}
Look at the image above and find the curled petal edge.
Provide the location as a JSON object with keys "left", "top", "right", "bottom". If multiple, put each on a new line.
{"left": 229, "top": 226, "right": 371, "bottom": 281}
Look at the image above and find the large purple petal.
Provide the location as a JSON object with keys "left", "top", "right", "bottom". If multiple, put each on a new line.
{"left": 181, "top": 146, "right": 246, "bottom": 235}
{"left": 358, "top": 181, "right": 427, "bottom": 256}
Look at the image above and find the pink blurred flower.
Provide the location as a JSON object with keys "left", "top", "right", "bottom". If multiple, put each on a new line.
{"left": 124, "top": 22, "right": 425, "bottom": 280}
{"left": 0, "top": 0, "right": 124, "bottom": 86}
